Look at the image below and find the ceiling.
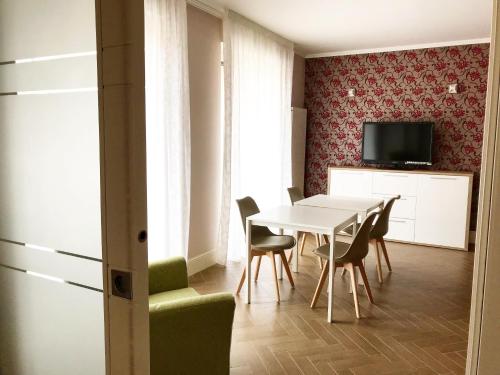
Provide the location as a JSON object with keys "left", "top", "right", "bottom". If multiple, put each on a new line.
{"left": 212, "top": 0, "right": 492, "bottom": 57}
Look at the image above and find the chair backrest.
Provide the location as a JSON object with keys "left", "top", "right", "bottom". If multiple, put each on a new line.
{"left": 371, "top": 195, "right": 401, "bottom": 238}
{"left": 337, "top": 212, "right": 378, "bottom": 262}
{"left": 235, "top": 196, "right": 274, "bottom": 239}
{"left": 287, "top": 187, "right": 305, "bottom": 205}
{"left": 235, "top": 197, "right": 260, "bottom": 234}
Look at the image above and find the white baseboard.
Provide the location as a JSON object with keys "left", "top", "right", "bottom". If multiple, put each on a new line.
{"left": 187, "top": 249, "right": 216, "bottom": 276}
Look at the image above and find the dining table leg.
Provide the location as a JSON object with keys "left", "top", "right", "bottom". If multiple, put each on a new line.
{"left": 327, "top": 229, "right": 336, "bottom": 323}
{"left": 246, "top": 219, "right": 252, "bottom": 304}
{"left": 277, "top": 228, "right": 284, "bottom": 280}
{"left": 293, "top": 230, "right": 299, "bottom": 273}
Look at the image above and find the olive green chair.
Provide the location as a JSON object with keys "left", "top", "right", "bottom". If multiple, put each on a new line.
{"left": 369, "top": 195, "right": 400, "bottom": 283}
{"left": 311, "top": 212, "right": 378, "bottom": 318}
{"left": 287, "top": 187, "right": 323, "bottom": 266}
{"left": 149, "top": 257, "right": 235, "bottom": 375}
{"left": 343, "top": 195, "right": 400, "bottom": 283}
{"left": 235, "top": 196, "right": 296, "bottom": 303}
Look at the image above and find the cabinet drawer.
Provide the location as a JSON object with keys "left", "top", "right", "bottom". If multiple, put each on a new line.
{"left": 372, "top": 194, "right": 416, "bottom": 219}
{"left": 329, "top": 170, "right": 372, "bottom": 197}
{"left": 385, "top": 218, "right": 415, "bottom": 242}
{"left": 372, "top": 172, "right": 417, "bottom": 197}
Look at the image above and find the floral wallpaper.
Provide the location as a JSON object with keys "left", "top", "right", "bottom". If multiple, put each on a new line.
{"left": 304, "top": 44, "right": 490, "bottom": 230}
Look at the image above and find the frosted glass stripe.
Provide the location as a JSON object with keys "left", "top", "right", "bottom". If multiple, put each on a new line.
{"left": 0, "top": 55, "right": 97, "bottom": 93}
{"left": 0, "top": 240, "right": 103, "bottom": 290}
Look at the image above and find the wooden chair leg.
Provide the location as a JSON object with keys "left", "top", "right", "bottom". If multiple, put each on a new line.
{"left": 379, "top": 238, "right": 392, "bottom": 272}
{"left": 299, "top": 232, "right": 306, "bottom": 255}
{"left": 311, "top": 260, "right": 329, "bottom": 308}
{"left": 254, "top": 255, "right": 262, "bottom": 281}
{"left": 358, "top": 261, "right": 374, "bottom": 304}
{"left": 346, "top": 263, "right": 360, "bottom": 318}
{"left": 373, "top": 240, "right": 383, "bottom": 284}
{"left": 287, "top": 248, "right": 293, "bottom": 264}
{"left": 269, "top": 252, "right": 280, "bottom": 303}
{"left": 322, "top": 234, "right": 330, "bottom": 244}
{"left": 315, "top": 233, "right": 321, "bottom": 248}
{"left": 318, "top": 257, "right": 324, "bottom": 270}
{"left": 279, "top": 251, "right": 295, "bottom": 288}
{"left": 236, "top": 267, "right": 246, "bottom": 295}
{"left": 237, "top": 255, "right": 254, "bottom": 294}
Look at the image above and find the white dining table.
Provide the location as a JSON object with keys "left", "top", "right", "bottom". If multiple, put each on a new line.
{"left": 296, "top": 194, "right": 385, "bottom": 286}
{"left": 246, "top": 205, "right": 357, "bottom": 322}
{"left": 295, "top": 194, "right": 384, "bottom": 220}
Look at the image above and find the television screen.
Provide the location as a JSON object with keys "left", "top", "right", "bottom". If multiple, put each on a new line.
{"left": 362, "top": 122, "right": 433, "bottom": 166}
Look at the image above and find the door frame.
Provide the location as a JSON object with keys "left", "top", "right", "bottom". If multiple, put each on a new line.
{"left": 467, "top": 0, "right": 500, "bottom": 373}
{"left": 95, "top": 1, "right": 150, "bottom": 374}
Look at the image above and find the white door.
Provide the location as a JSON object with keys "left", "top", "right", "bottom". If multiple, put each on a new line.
{"left": 0, "top": 1, "right": 150, "bottom": 374}
{"left": 414, "top": 175, "right": 470, "bottom": 248}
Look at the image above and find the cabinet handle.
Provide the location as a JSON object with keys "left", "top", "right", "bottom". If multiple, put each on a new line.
{"left": 378, "top": 194, "right": 407, "bottom": 201}
{"left": 390, "top": 219, "right": 407, "bottom": 223}
{"left": 430, "top": 176, "right": 458, "bottom": 181}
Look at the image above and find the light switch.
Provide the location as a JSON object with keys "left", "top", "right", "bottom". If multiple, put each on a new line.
{"left": 448, "top": 83, "right": 458, "bottom": 94}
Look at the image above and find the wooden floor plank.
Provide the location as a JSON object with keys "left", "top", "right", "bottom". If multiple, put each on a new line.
{"left": 191, "top": 238, "right": 474, "bottom": 374}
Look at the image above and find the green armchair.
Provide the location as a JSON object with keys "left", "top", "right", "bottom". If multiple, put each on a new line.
{"left": 149, "top": 257, "right": 236, "bottom": 375}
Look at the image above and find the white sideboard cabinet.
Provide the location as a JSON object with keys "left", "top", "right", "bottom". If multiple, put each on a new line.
{"left": 328, "top": 167, "right": 473, "bottom": 250}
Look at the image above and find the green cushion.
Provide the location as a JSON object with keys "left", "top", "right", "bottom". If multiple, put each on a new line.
{"left": 149, "top": 256, "right": 188, "bottom": 295}
{"left": 150, "top": 292, "right": 235, "bottom": 375}
{"left": 149, "top": 287, "right": 199, "bottom": 307}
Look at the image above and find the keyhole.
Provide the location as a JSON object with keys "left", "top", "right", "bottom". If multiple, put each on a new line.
{"left": 138, "top": 230, "right": 147, "bottom": 243}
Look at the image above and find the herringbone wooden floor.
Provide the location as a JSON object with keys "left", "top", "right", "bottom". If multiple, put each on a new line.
{"left": 190, "top": 237, "right": 474, "bottom": 375}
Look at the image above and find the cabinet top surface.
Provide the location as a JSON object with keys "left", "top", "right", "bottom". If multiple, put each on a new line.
{"left": 328, "top": 166, "right": 474, "bottom": 178}
{"left": 296, "top": 194, "right": 384, "bottom": 212}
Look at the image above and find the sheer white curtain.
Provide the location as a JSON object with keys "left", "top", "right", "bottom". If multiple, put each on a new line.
{"left": 145, "top": 0, "right": 191, "bottom": 261}
{"left": 216, "top": 11, "right": 294, "bottom": 264}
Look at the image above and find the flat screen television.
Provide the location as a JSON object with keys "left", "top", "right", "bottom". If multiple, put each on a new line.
{"left": 362, "top": 122, "right": 434, "bottom": 166}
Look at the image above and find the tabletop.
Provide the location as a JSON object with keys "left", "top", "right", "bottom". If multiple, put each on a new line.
{"left": 295, "top": 194, "right": 384, "bottom": 212}
{"left": 247, "top": 205, "right": 357, "bottom": 235}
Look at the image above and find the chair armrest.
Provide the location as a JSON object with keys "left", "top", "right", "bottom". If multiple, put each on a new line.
{"left": 150, "top": 292, "right": 236, "bottom": 375}
{"left": 149, "top": 256, "right": 188, "bottom": 295}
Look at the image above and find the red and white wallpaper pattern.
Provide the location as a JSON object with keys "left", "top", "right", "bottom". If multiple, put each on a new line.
{"left": 304, "top": 44, "right": 490, "bottom": 229}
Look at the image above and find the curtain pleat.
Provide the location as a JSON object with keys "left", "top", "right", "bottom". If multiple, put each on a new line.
{"left": 216, "top": 11, "right": 294, "bottom": 264}
{"left": 145, "top": 0, "right": 191, "bottom": 261}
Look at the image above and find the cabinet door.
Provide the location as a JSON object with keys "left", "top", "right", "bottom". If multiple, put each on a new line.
{"left": 328, "top": 169, "right": 372, "bottom": 197}
{"left": 385, "top": 218, "right": 415, "bottom": 242}
{"left": 414, "top": 175, "right": 470, "bottom": 249}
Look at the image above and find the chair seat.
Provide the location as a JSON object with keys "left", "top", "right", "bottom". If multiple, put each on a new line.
{"left": 149, "top": 287, "right": 199, "bottom": 307}
{"left": 313, "top": 241, "right": 351, "bottom": 262}
{"left": 344, "top": 223, "right": 383, "bottom": 239}
{"left": 252, "top": 234, "right": 296, "bottom": 250}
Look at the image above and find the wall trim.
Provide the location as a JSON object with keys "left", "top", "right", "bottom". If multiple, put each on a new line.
{"left": 305, "top": 38, "right": 491, "bottom": 58}
{"left": 469, "top": 231, "right": 477, "bottom": 244}
{"left": 187, "top": 0, "right": 224, "bottom": 19}
{"left": 187, "top": 249, "right": 216, "bottom": 276}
